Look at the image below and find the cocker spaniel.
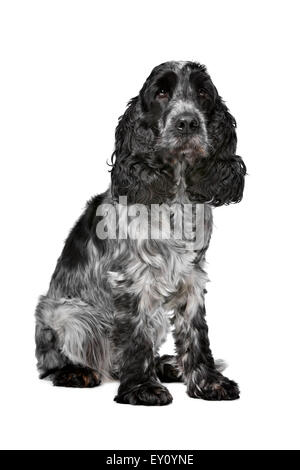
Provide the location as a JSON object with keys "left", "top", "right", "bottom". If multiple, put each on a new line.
{"left": 35, "top": 61, "right": 246, "bottom": 405}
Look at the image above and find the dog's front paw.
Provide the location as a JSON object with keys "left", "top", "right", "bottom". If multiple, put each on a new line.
{"left": 187, "top": 367, "right": 240, "bottom": 401}
{"left": 114, "top": 381, "right": 173, "bottom": 406}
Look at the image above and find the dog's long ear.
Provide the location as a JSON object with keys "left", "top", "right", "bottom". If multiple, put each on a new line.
{"left": 114, "top": 96, "right": 139, "bottom": 158}
{"left": 111, "top": 97, "right": 173, "bottom": 203}
{"left": 187, "top": 98, "right": 246, "bottom": 206}
{"left": 111, "top": 97, "right": 139, "bottom": 200}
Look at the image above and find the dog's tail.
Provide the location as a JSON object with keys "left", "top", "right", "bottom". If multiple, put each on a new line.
{"left": 215, "top": 359, "right": 228, "bottom": 372}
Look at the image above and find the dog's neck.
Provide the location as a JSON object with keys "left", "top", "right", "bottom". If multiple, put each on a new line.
{"left": 171, "top": 161, "right": 191, "bottom": 204}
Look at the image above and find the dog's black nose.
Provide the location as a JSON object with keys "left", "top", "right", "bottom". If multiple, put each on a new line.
{"left": 175, "top": 114, "right": 200, "bottom": 135}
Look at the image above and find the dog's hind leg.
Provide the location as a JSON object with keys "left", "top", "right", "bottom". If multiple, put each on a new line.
{"left": 155, "top": 355, "right": 183, "bottom": 383}
{"left": 50, "top": 364, "right": 102, "bottom": 388}
{"left": 35, "top": 295, "right": 112, "bottom": 387}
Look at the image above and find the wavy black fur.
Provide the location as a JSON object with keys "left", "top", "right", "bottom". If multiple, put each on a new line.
{"left": 35, "top": 61, "right": 246, "bottom": 405}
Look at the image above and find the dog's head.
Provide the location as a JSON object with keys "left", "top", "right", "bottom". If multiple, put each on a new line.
{"left": 111, "top": 61, "right": 246, "bottom": 205}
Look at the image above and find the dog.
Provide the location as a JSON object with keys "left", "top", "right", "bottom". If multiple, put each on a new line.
{"left": 35, "top": 61, "right": 246, "bottom": 405}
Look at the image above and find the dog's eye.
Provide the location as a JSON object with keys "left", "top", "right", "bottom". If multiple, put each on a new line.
{"left": 198, "top": 88, "right": 208, "bottom": 98}
{"left": 157, "top": 89, "right": 169, "bottom": 99}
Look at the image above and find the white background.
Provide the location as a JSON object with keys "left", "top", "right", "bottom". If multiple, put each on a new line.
{"left": 0, "top": 0, "right": 299, "bottom": 450}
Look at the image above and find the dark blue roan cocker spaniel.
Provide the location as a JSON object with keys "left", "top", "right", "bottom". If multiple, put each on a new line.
{"left": 35, "top": 61, "right": 246, "bottom": 405}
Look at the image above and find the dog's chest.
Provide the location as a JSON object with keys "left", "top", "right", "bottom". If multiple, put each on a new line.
{"left": 108, "top": 203, "right": 212, "bottom": 308}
